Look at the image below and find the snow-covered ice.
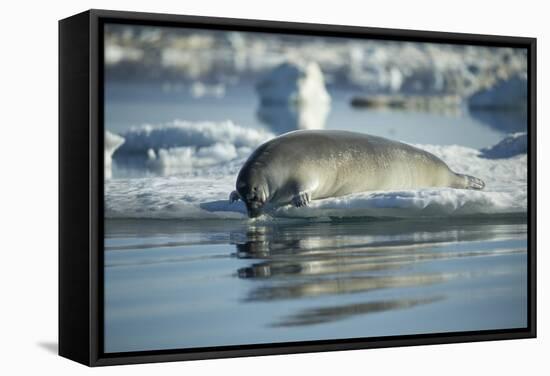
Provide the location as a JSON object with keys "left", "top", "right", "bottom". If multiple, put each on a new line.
{"left": 116, "top": 120, "right": 273, "bottom": 156}
{"left": 105, "top": 128, "right": 527, "bottom": 220}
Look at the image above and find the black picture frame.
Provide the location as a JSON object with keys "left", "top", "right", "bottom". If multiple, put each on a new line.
{"left": 59, "top": 9, "right": 537, "bottom": 367}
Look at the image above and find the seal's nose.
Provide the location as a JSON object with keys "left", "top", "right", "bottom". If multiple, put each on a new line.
{"left": 247, "top": 193, "right": 265, "bottom": 204}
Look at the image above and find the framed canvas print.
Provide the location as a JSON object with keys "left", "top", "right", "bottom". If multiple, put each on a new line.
{"left": 59, "top": 9, "right": 536, "bottom": 366}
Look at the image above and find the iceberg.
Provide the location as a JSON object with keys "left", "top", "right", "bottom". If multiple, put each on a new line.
{"left": 256, "top": 61, "right": 331, "bottom": 105}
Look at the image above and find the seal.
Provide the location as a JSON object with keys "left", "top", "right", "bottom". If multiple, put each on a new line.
{"left": 230, "top": 130, "right": 485, "bottom": 218}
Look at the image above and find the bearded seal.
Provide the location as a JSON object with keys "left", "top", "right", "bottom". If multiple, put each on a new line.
{"left": 230, "top": 130, "right": 485, "bottom": 218}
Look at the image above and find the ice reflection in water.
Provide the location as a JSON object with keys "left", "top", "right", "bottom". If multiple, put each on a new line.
{"left": 274, "top": 297, "right": 445, "bottom": 327}
{"left": 256, "top": 102, "right": 330, "bottom": 133}
{"left": 104, "top": 216, "right": 527, "bottom": 352}
{"left": 232, "top": 217, "right": 526, "bottom": 326}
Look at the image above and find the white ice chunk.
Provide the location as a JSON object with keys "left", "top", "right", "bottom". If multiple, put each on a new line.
{"left": 256, "top": 61, "right": 331, "bottom": 105}
{"left": 104, "top": 131, "right": 125, "bottom": 179}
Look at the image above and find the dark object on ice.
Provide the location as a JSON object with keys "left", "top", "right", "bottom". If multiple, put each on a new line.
{"left": 350, "top": 94, "right": 462, "bottom": 112}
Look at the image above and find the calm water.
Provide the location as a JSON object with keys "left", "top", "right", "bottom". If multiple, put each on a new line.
{"left": 104, "top": 216, "right": 527, "bottom": 352}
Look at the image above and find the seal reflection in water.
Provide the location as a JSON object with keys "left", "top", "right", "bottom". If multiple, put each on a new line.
{"left": 230, "top": 130, "right": 485, "bottom": 218}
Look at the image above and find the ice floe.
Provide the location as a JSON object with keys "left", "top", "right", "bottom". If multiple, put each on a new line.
{"left": 105, "top": 141, "right": 527, "bottom": 220}
{"left": 116, "top": 120, "right": 273, "bottom": 156}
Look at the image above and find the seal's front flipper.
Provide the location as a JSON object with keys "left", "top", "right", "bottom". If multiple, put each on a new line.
{"left": 229, "top": 190, "right": 241, "bottom": 203}
{"left": 292, "top": 192, "right": 311, "bottom": 207}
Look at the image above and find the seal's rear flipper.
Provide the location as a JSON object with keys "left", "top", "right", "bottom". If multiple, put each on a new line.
{"left": 459, "top": 174, "right": 485, "bottom": 190}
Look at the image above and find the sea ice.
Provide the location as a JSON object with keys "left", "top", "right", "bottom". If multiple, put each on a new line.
{"left": 256, "top": 61, "right": 331, "bottom": 105}
{"left": 105, "top": 141, "right": 527, "bottom": 220}
{"left": 116, "top": 120, "right": 273, "bottom": 156}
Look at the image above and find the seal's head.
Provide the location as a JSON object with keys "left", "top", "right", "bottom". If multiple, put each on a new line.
{"left": 236, "top": 167, "right": 270, "bottom": 218}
